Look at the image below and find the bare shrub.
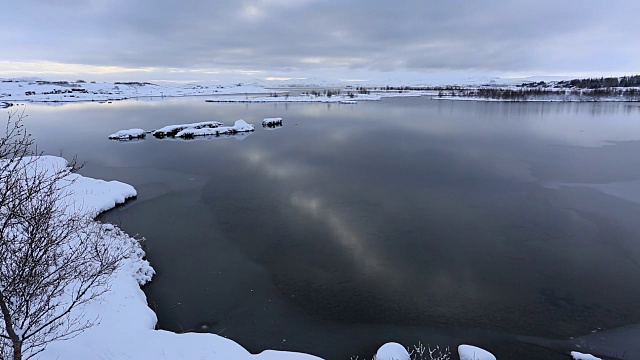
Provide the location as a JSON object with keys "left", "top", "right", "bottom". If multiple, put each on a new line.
{"left": 0, "top": 110, "right": 126, "bottom": 360}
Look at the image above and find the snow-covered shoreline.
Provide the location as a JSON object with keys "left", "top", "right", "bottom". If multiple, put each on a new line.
{"left": 33, "top": 155, "right": 323, "bottom": 360}
{"left": 3, "top": 78, "right": 640, "bottom": 106}
{"left": 434, "top": 96, "right": 640, "bottom": 103}
{"left": 204, "top": 91, "right": 429, "bottom": 103}
{"left": 0, "top": 79, "right": 272, "bottom": 104}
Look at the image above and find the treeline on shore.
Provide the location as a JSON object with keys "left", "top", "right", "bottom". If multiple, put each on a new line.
{"left": 440, "top": 87, "right": 640, "bottom": 101}
{"left": 556, "top": 75, "right": 640, "bottom": 89}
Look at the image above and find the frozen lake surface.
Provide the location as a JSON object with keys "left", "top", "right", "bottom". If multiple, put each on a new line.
{"left": 22, "top": 97, "right": 640, "bottom": 359}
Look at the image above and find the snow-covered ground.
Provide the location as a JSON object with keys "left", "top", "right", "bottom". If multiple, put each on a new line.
{"left": 0, "top": 78, "right": 271, "bottom": 103}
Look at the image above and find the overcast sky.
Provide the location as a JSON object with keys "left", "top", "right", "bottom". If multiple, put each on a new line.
{"left": 2, "top": 0, "right": 639, "bottom": 84}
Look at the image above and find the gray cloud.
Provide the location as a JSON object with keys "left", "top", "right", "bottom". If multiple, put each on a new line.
{"left": 3, "top": 0, "right": 640, "bottom": 79}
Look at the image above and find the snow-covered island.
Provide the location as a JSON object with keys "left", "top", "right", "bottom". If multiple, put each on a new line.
{"left": 175, "top": 119, "right": 254, "bottom": 138}
{"left": 108, "top": 128, "right": 147, "bottom": 140}
{"left": 150, "top": 119, "right": 254, "bottom": 139}
{"left": 262, "top": 117, "right": 283, "bottom": 128}
{"left": 151, "top": 120, "right": 225, "bottom": 138}
{"left": 107, "top": 119, "right": 256, "bottom": 142}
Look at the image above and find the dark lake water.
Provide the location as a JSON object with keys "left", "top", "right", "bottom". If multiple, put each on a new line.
{"left": 20, "top": 97, "right": 640, "bottom": 359}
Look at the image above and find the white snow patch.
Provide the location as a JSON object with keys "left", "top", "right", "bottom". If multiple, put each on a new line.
{"left": 458, "top": 344, "right": 496, "bottom": 360}
{"left": 375, "top": 342, "right": 410, "bottom": 360}
{"left": 571, "top": 351, "right": 602, "bottom": 360}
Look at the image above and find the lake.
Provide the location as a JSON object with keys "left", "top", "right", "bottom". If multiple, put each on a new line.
{"left": 21, "top": 97, "right": 640, "bottom": 359}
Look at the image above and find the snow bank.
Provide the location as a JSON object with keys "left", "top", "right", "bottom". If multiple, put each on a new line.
{"left": 375, "top": 342, "right": 410, "bottom": 360}
{"left": 571, "top": 351, "right": 602, "bottom": 360}
{"left": 175, "top": 119, "right": 254, "bottom": 138}
{"left": 109, "top": 128, "right": 146, "bottom": 140}
{"left": 458, "top": 345, "right": 496, "bottom": 360}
